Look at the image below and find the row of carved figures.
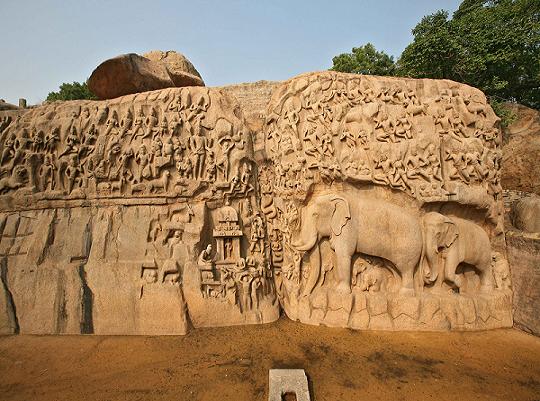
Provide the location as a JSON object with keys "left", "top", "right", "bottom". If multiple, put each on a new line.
{"left": 268, "top": 139, "right": 501, "bottom": 200}
{"left": 0, "top": 107, "right": 251, "bottom": 198}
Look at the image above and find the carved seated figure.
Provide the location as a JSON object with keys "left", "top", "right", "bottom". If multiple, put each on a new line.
{"left": 198, "top": 244, "right": 214, "bottom": 272}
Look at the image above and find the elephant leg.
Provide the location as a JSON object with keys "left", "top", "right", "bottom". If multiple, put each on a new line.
{"left": 335, "top": 252, "right": 353, "bottom": 293}
{"left": 478, "top": 260, "right": 494, "bottom": 293}
{"left": 444, "top": 255, "right": 461, "bottom": 291}
{"left": 400, "top": 266, "right": 415, "bottom": 296}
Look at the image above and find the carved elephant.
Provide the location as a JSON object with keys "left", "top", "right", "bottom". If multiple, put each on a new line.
{"left": 420, "top": 212, "right": 494, "bottom": 293}
{"left": 290, "top": 193, "right": 423, "bottom": 295}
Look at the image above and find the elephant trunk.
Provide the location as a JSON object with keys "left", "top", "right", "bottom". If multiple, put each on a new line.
{"left": 290, "top": 209, "right": 318, "bottom": 252}
{"left": 423, "top": 232, "right": 439, "bottom": 283}
{"left": 302, "top": 243, "right": 321, "bottom": 297}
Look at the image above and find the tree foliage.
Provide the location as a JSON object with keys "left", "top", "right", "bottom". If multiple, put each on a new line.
{"left": 46, "top": 81, "right": 96, "bottom": 101}
{"left": 398, "top": 0, "right": 540, "bottom": 109}
{"left": 331, "top": 43, "right": 396, "bottom": 76}
{"left": 330, "top": 0, "right": 540, "bottom": 110}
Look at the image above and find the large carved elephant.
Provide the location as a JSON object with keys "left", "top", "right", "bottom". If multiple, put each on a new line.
{"left": 421, "top": 212, "right": 493, "bottom": 293}
{"left": 290, "top": 193, "right": 423, "bottom": 295}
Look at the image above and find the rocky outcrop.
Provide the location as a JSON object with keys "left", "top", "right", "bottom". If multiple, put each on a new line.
{"left": 264, "top": 72, "right": 511, "bottom": 331}
{"left": 88, "top": 52, "right": 204, "bottom": 100}
{"left": 0, "top": 71, "right": 512, "bottom": 333}
{"left": 502, "top": 103, "right": 540, "bottom": 195}
{"left": 144, "top": 50, "right": 204, "bottom": 87}
{"left": 511, "top": 195, "right": 540, "bottom": 233}
{"left": 0, "top": 100, "right": 19, "bottom": 111}
{"left": 506, "top": 232, "right": 540, "bottom": 336}
{"left": 0, "top": 86, "right": 278, "bottom": 334}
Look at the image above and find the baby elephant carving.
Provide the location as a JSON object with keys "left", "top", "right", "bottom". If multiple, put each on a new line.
{"left": 352, "top": 258, "right": 387, "bottom": 293}
{"left": 421, "top": 212, "right": 494, "bottom": 293}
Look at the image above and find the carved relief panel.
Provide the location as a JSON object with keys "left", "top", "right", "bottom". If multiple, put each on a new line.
{"left": 264, "top": 72, "right": 511, "bottom": 331}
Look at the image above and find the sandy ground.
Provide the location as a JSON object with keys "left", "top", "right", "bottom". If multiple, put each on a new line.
{"left": 0, "top": 317, "right": 539, "bottom": 401}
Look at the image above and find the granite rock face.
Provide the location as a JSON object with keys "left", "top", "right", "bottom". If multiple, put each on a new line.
{"left": 263, "top": 72, "right": 511, "bottom": 331}
{"left": 88, "top": 52, "right": 204, "bottom": 100}
{"left": 143, "top": 50, "right": 204, "bottom": 87}
{"left": 502, "top": 103, "right": 540, "bottom": 195}
{"left": 504, "top": 190, "right": 540, "bottom": 336}
{"left": 511, "top": 195, "right": 540, "bottom": 233}
{"left": 506, "top": 232, "right": 540, "bottom": 336}
{"left": 0, "top": 71, "right": 512, "bottom": 334}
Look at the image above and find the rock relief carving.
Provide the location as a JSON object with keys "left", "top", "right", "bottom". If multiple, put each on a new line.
{"left": 263, "top": 72, "right": 512, "bottom": 331}
{"left": 0, "top": 71, "right": 513, "bottom": 333}
{"left": 0, "top": 87, "right": 255, "bottom": 207}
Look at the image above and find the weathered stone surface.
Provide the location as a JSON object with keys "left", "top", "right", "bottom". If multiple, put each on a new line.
{"left": 0, "top": 86, "right": 277, "bottom": 334}
{"left": 0, "top": 70, "right": 513, "bottom": 334}
{"left": 88, "top": 52, "right": 204, "bottom": 100}
{"left": 511, "top": 195, "right": 540, "bottom": 233}
{"left": 507, "top": 232, "right": 540, "bottom": 336}
{"left": 144, "top": 50, "right": 204, "bottom": 87}
{"left": 0, "top": 100, "right": 19, "bottom": 111}
{"left": 266, "top": 71, "right": 511, "bottom": 331}
{"left": 219, "top": 80, "right": 281, "bottom": 155}
{"left": 502, "top": 103, "right": 540, "bottom": 195}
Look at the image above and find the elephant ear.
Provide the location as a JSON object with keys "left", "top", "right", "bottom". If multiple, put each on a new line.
{"left": 439, "top": 218, "right": 459, "bottom": 249}
{"left": 330, "top": 196, "right": 351, "bottom": 236}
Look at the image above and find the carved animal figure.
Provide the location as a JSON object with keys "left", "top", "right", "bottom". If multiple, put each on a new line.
{"left": 147, "top": 170, "right": 170, "bottom": 193}
{"left": 421, "top": 212, "right": 493, "bottom": 293}
{"left": 352, "top": 259, "right": 387, "bottom": 292}
{"left": 359, "top": 266, "right": 387, "bottom": 293}
{"left": 0, "top": 166, "right": 28, "bottom": 194}
{"left": 290, "top": 193, "right": 423, "bottom": 295}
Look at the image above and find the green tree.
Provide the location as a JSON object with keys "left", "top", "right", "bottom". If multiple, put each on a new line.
{"left": 398, "top": 0, "right": 540, "bottom": 109}
{"left": 331, "top": 43, "right": 396, "bottom": 76}
{"left": 46, "top": 81, "right": 96, "bottom": 101}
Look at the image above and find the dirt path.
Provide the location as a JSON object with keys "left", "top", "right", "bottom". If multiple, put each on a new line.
{"left": 1, "top": 317, "right": 539, "bottom": 401}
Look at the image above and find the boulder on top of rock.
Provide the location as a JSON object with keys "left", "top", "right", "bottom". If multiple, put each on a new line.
{"left": 143, "top": 50, "right": 204, "bottom": 87}
{"left": 0, "top": 99, "right": 19, "bottom": 111}
{"left": 88, "top": 51, "right": 204, "bottom": 100}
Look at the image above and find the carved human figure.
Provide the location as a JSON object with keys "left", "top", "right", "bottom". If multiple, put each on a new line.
{"left": 135, "top": 144, "right": 153, "bottom": 182}
{"left": 1, "top": 133, "right": 16, "bottom": 165}
{"left": 39, "top": 154, "right": 56, "bottom": 192}
{"left": 222, "top": 269, "right": 238, "bottom": 306}
{"left": 205, "top": 150, "right": 217, "bottom": 182}
{"left": 424, "top": 143, "right": 443, "bottom": 182}
{"left": 190, "top": 128, "right": 208, "bottom": 180}
{"left": 374, "top": 110, "right": 395, "bottom": 142}
{"left": 64, "top": 154, "right": 82, "bottom": 194}
{"left": 216, "top": 137, "right": 234, "bottom": 181}
{"left": 249, "top": 212, "right": 265, "bottom": 253}
{"left": 239, "top": 162, "right": 254, "bottom": 194}
{"left": 198, "top": 244, "right": 214, "bottom": 267}
{"left": 45, "top": 127, "right": 60, "bottom": 154}
{"left": 251, "top": 276, "right": 262, "bottom": 309}
{"left": 240, "top": 274, "right": 252, "bottom": 311}
{"left": 372, "top": 154, "right": 393, "bottom": 185}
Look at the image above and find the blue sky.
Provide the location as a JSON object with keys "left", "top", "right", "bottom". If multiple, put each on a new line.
{"left": 1, "top": 0, "right": 461, "bottom": 105}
